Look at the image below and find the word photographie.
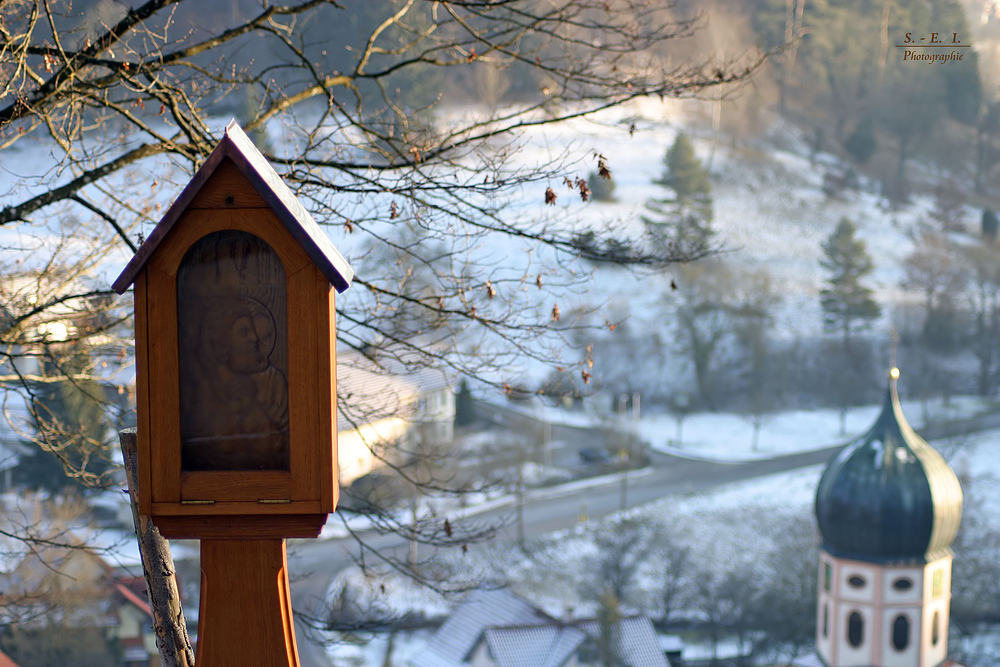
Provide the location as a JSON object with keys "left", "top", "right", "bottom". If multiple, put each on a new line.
{"left": 901, "top": 50, "right": 965, "bottom": 64}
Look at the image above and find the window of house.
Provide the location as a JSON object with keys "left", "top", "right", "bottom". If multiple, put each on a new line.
{"left": 848, "top": 575, "right": 866, "bottom": 588}
{"left": 932, "top": 611, "right": 940, "bottom": 646}
{"left": 823, "top": 603, "right": 829, "bottom": 638}
{"left": 848, "top": 611, "right": 864, "bottom": 647}
{"left": 823, "top": 562, "right": 831, "bottom": 592}
{"left": 579, "top": 638, "right": 599, "bottom": 663}
{"left": 892, "top": 614, "right": 910, "bottom": 651}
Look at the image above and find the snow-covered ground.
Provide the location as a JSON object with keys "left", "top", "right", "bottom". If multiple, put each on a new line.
{"left": 320, "top": 388, "right": 995, "bottom": 540}
{"left": 643, "top": 393, "right": 994, "bottom": 459}
{"left": 322, "top": 394, "right": 1000, "bottom": 665}
{"left": 0, "top": 97, "right": 967, "bottom": 383}
{"left": 501, "top": 393, "right": 997, "bottom": 461}
{"left": 482, "top": 102, "right": 951, "bottom": 377}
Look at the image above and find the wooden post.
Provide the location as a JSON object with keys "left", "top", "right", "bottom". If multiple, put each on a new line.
{"left": 119, "top": 429, "right": 196, "bottom": 667}
{"left": 122, "top": 429, "right": 301, "bottom": 667}
{"left": 196, "top": 540, "right": 299, "bottom": 667}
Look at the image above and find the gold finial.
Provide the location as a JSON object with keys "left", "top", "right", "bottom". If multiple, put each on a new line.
{"left": 890, "top": 367, "right": 900, "bottom": 380}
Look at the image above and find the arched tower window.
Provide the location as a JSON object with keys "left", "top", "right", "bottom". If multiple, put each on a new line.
{"left": 848, "top": 612, "right": 864, "bottom": 647}
{"left": 892, "top": 614, "right": 910, "bottom": 651}
{"left": 932, "top": 611, "right": 940, "bottom": 646}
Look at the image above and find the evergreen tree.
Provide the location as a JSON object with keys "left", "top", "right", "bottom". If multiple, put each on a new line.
{"left": 642, "top": 133, "right": 713, "bottom": 252}
{"left": 596, "top": 587, "right": 624, "bottom": 667}
{"left": 454, "top": 378, "right": 476, "bottom": 427}
{"left": 982, "top": 209, "right": 998, "bottom": 241}
{"left": 586, "top": 170, "right": 617, "bottom": 203}
{"left": 930, "top": 180, "right": 967, "bottom": 232}
{"left": 819, "top": 218, "right": 881, "bottom": 345}
{"left": 935, "top": 0, "right": 981, "bottom": 125}
{"left": 16, "top": 351, "right": 113, "bottom": 492}
{"left": 843, "top": 117, "right": 877, "bottom": 165}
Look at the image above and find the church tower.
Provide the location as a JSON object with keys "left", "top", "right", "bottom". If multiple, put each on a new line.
{"left": 814, "top": 369, "right": 963, "bottom": 667}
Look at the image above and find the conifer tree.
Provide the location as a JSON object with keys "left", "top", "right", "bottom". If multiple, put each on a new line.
{"left": 982, "top": 209, "right": 999, "bottom": 241}
{"left": 587, "top": 170, "right": 617, "bottom": 203}
{"left": 454, "top": 378, "right": 476, "bottom": 427}
{"left": 19, "top": 373, "right": 113, "bottom": 493}
{"left": 843, "top": 117, "right": 877, "bottom": 165}
{"left": 819, "top": 218, "right": 881, "bottom": 345}
{"left": 642, "top": 133, "right": 714, "bottom": 252}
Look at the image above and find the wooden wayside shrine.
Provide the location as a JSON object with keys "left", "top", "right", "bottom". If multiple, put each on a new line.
{"left": 114, "top": 120, "right": 353, "bottom": 667}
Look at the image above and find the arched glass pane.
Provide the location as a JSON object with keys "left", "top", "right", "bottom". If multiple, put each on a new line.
{"left": 892, "top": 614, "right": 910, "bottom": 651}
{"left": 177, "top": 230, "right": 289, "bottom": 471}
{"left": 848, "top": 611, "right": 864, "bottom": 647}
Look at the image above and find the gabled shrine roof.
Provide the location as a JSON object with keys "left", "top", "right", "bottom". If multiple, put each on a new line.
{"left": 112, "top": 120, "right": 352, "bottom": 294}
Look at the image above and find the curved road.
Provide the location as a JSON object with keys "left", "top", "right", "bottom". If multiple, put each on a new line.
{"left": 286, "top": 439, "right": 844, "bottom": 665}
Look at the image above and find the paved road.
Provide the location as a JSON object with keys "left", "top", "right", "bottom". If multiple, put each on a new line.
{"left": 286, "top": 439, "right": 844, "bottom": 665}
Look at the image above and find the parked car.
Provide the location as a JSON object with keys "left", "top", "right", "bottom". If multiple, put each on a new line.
{"left": 340, "top": 471, "right": 407, "bottom": 513}
{"left": 578, "top": 447, "right": 611, "bottom": 465}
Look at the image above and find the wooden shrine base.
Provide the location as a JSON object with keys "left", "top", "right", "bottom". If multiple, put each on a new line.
{"left": 196, "top": 539, "right": 299, "bottom": 667}
{"left": 155, "top": 513, "right": 326, "bottom": 539}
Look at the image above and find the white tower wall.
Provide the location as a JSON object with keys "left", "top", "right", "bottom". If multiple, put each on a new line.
{"left": 817, "top": 550, "right": 952, "bottom": 667}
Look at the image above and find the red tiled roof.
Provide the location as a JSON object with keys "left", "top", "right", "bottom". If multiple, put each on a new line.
{"left": 114, "top": 581, "right": 152, "bottom": 617}
{"left": 0, "top": 649, "right": 22, "bottom": 667}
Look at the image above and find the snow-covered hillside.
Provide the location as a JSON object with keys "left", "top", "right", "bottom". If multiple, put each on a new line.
{"left": 504, "top": 102, "right": 945, "bottom": 344}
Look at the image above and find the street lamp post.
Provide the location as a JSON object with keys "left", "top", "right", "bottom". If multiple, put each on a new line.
{"left": 618, "top": 448, "right": 629, "bottom": 512}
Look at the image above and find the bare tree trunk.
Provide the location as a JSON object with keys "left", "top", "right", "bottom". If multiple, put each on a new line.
{"left": 119, "top": 429, "right": 196, "bottom": 667}
{"left": 877, "top": 0, "right": 890, "bottom": 87}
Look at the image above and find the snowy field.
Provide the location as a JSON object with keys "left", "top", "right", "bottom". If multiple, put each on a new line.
{"left": 461, "top": 99, "right": 952, "bottom": 388}
{"left": 0, "top": 98, "right": 968, "bottom": 382}
{"left": 507, "top": 393, "right": 997, "bottom": 460}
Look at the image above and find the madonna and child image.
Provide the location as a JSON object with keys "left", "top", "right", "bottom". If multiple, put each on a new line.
{"left": 176, "top": 231, "right": 291, "bottom": 471}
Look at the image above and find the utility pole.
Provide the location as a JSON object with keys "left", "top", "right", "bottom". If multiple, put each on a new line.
{"left": 618, "top": 448, "right": 629, "bottom": 512}
{"left": 516, "top": 459, "right": 525, "bottom": 548}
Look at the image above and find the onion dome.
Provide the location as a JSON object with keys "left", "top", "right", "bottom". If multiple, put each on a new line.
{"left": 815, "top": 369, "right": 963, "bottom": 564}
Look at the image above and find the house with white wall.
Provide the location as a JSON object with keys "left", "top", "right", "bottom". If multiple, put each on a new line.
{"left": 336, "top": 346, "right": 454, "bottom": 485}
